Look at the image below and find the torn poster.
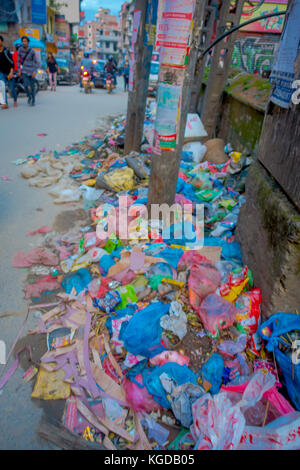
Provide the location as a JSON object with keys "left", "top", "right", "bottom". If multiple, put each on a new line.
{"left": 156, "top": 0, "right": 195, "bottom": 67}
{"left": 155, "top": 82, "right": 181, "bottom": 150}
{"left": 129, "top": 9, "right": 142, "bottom": 92}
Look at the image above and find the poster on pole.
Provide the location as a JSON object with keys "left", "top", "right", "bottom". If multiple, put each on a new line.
{"left": 128, "top": 10, "right": 142, "bottom": 92}
{"left": 155, "top": 82, "right": 181, "bottom": 150}
{"left": 156, "top": 0, "right": 195, "bottom": 66}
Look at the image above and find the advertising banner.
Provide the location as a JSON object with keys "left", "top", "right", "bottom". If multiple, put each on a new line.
{"left": 31, "top": 0, "right": 47, "bottom": 25}
{"left": 241, "top": 1, "right": 288, "bottom": 34}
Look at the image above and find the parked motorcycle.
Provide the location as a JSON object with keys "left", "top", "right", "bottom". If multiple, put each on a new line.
{"left": 81, "top": 69, "right": 93, "bottom": 94}
{"left": 7, "top": 74, "right": 39, "bottom": 99}
{"left": 106, "top": 73, "right": 114, "bottom": 94}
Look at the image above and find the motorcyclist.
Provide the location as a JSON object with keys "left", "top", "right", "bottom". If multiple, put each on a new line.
{"left": 80, "top": 52, "right": 94, "bottom": 88}
{"left": 104, "top": 56, "right": 117, "bottom": 86}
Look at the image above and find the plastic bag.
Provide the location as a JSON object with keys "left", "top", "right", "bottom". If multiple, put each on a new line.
{"left": 239, "top": 412, "right": 300, "bottom": 450}
{"left": 191, "top": 370, "right": 276, "bottom": 450}
{"left": 61, "top": 268, "right": 92, "bottom": 294}
{"left": 150, "top": 350, "right": 190, "bottom": 367}
{"left": 104, "top": 167, "right": 134, "bottom": 192}
{"left": 80, "top": 185, "right": 103, "bottom": 201}
{"left": 221, "top": 242, "right": 242, "bottom": 264}
{"left": 116, "top": 284, "right": 138, "bottom": 310}
{"left": 13, "top": 248, "right": 59, "bottom": 268}
{"left": 160, "top": 301, "right": 187, "bottom": 341}
{"left": 123, "top": 373, "right": 161, "bottom": 413}
{"left": 145, "top": 363, "right": 197, "bottom": 409}
{"left": 235, "top": 288, "right": 262, "bottom": 356}
{"left": 182, "top": 142, "right": 207, "bottom": 163}
{"left": 259, "top": 313, "right": 300, "bottom": 411}
{"left": 188, "top": 265, "right": 221, "bottom": 314}
{"left": 121, "top": 302, "right": 169, "bottom": 358}
{"left": 198, "top": 294, "right": 237, "bottom": 338}
{"left": 200, "top": 353, "right": 224, "bottom": 394}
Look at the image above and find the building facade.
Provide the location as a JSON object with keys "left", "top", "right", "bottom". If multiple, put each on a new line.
{"left": 80, "top": 8, "right": 120, "bottom": 60}
{"left": 118, "top": 0, "right": 135, "bottom": 62}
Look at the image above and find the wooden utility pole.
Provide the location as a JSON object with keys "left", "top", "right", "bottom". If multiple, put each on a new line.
{"left": 201, "top": 0, "right": 245, "bottom": 139}
{"left": 147, "top": 0, "right": 205, "bottom": 207}
{"left": 190, "top": 1, "right": 216, "bottom": 113}
{"left": 124, "top": 0, "right": 157, "bottom": 155}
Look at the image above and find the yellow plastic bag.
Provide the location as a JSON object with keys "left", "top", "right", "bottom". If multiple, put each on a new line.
{"left": 104, "top": 168, "right": 134, "bottom": 192}
{"left": 31, "top": 363, "right": 71, "bottom": 400}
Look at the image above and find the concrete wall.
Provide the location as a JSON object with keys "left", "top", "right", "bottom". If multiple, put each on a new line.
{"left": 232, "top": 35, "right": 280, "bottom": 75}
{"left": 236, "top": 162, "right": 300, "bottom": 319}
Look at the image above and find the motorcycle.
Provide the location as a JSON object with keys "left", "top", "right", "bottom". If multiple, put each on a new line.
{"left": 106, "top": 73, "right": 114, "bottom": 94}
{"left": 81, "top": 69, "right": 93, "bottom": 94}
{"left": 6, "top": 74, "right": 39, "bottom": 99}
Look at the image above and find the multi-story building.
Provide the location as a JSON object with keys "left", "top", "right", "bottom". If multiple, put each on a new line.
{"left": 80, "top": 8, "right": 120, "bottom": 60}
{"left": 118, "top": 1, "right": 135, "bottom": 63}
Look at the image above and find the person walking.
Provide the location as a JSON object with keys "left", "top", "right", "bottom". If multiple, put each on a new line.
{"left": 0, "top": 35, "right": 15, "bottom": 109}
{"left": 10, "top": 44, "right": 20, "bottom": 107}
{"left": 17, "top": 36, "right": 38, "bottom": 106}
{"left": 46, "top": 52, "right": 59, "bottom": 91}
{"left": 123, "top": 60, "right": 129, "bottom": 92}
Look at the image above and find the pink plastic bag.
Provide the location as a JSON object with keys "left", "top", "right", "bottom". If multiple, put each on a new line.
{"left": 222, "top": 382, "right": 294, "bottom": 417}
{"left": 198, "top": 294, "right": 236, "bottom": 337}
{"left": 178, "top": 251, "right": 213, "bottom": 271}
{"left": 123, "top": 373, "right": 161, "bottom": 413}
{"left": 191, "top": 370, "right": 275, "bottom": 449}
{"left": 150, "top": 350, "right": 190, "bottom": 367}
{"left": 188, "top": 264, "right": 221, "bottom": 314}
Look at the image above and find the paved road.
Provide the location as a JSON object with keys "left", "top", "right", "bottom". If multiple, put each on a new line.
{"left": 0, "top": 82, "right": 127, "bottom": 449}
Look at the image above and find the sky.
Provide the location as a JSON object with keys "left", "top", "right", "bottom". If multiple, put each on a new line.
{"left": 81, "top": 0, "right": 124, "bottom": 20}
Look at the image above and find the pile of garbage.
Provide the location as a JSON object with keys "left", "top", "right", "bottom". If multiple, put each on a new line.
{"left": 4, "top": 108, "right": 300, "bottom": 450}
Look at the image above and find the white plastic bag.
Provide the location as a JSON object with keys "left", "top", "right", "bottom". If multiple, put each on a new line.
{"left": 191, "top": 370, "right": 277, "bottom": 450}
{"left": 80, "top": 185, "right": 104, "bottom": 202}
{"left": 183, "top": 142, "right": 207, "bottom": 163}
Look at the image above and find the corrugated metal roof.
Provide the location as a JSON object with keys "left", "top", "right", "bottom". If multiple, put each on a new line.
{"left": 0, "top": 0, "right": 18, "bottom": 23}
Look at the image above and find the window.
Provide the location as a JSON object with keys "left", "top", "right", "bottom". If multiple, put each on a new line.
{"left": 106, "top": 41, "right": 110, "bottom": 48}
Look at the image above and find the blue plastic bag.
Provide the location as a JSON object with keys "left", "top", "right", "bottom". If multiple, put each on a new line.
{"left": 61, "top": 268, "right": 92, "bottom": 294}
{"left": 200, "top": 352, "right": 224, "bottom": 394}
{"left": 259, "top": 313, "right": 300, "bottom": 411}
{"left": 121, "top": 302, "right": 170, "bottom": 358}
{"left": 145, "top": 363, "right": 197, "bottom": 409}
{"left": 155, "top": 246, "right": 184, "bottom": 270}
{"left": 221, "top": 242, "right": 242, "bottom": 264}
{"left": 99, "top": 254, "right": 116, "bottom": 276}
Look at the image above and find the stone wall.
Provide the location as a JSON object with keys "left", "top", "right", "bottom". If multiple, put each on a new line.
{"left": 236, "top": 162, "right": 300, "bottom": 319}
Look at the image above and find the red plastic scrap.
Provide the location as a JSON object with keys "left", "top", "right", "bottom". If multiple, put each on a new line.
{"left": 13, "top": 248, "right": 59, "bottom": 268}
{"left": 24, "top": 275, "right": 60, "bottom": 299}
{"left": 26, "top": 226, "right": 52, "bottom": 236}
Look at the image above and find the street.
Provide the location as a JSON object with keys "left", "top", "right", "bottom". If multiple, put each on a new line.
{"left": 0, "top": 82, "right": 127, "bottom": 449}
{"left": 1, "top": 0, "right": 300, "bottom": 454}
